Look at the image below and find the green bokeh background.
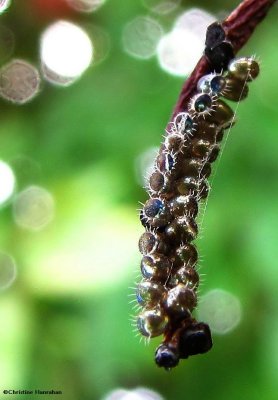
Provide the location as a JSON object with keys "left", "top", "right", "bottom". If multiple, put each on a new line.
{"left": 0, "top": 1, "right": 278, "bottom": 399}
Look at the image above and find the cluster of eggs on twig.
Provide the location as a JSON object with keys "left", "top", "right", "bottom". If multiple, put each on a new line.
{"left": 135, "top": 56, "right": 260, "bottom": 369}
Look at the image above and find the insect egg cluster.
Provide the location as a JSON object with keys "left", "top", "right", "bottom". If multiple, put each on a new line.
{"left": 135, "top": 56, "right": 260, "bottom": 369}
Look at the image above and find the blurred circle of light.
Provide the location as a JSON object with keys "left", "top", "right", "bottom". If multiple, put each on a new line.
{"left": 157, "top": 8, "right": 215, "bottom": 76}
{"left": 0, "top": 59, "right": 41, "bottom": 104}
{"left": 0, "top": 0, "right": 11, "bottom": 14}
{"left": 157, "top": 28, "right": 202, "bottom": 76}
{"left": 0, "top": 160, "right": 16, "bottom": 206}
{"left": 13, "top": 185, "right": 55, "bottom": 231}
{"left": 66, "top": 0, "right": 106, "bottom": 13}
{"left": 122, "top": 16, "right": 163, "bottom": 60}
{"left": 142, "top": 0, "right": 181, "bottom": 15}
{"left": 40, "top": 20, "right": 93, "bottom": 86}
{"left": 198, "top": 289, "right": 242, "bottom": 335}
{"left": 103, "top": 387, "right": 164, "bottom": 400}
{"left": 0, "top": 252, "right": 17, "bottom": 291}
{"left": 174, "top": 8, "right": 215, "bottom": 35}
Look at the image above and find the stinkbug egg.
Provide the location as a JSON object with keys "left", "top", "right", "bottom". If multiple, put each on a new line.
{"left": 228, "top": 56, "right": 259, "bottom": 82}
{"left": 138, "top": 231, "right": 156, "bottom": 255}
{"left": 171, "top": 266, "right": 200, "bottom": 289}
{"left": 136, "top": 280, "right": 166, "bottom": 307}
{"left": 165, "top": 133, "right": 185, "bottom": 153}
{"left": 176, "top": 176, "right": 199, "bottom": 196}
{"left": 149, "top": 170, "right": 166, "bottom": 193}
{"left": 206, "top": 99, "right": 234, "bottom": 128}
{"left": 197, "top": 73, "right": 226, "bottom": 94}
{"left": 190, "top": 93, "right": 217, "bottom": 118}
{"left": 222, "top": 76, "right": 249, "bottom": 102}
{"left": 181, "top": 158, "right": 212, "bottom": 180}
{"left": 142, "top": 198, "right": 171, "bottom": 227}
{"left": 165, "top": 284, "right": 197, "bottom": 316}
{"left": 140, "top": 255, "right": 171, "bottom": 281}
{"left": 138, "top": 231, "right": 169, "bottom": 255}
{"left": 156, "top": 151, "right": 175, "bottom": 174}
{"left": 169, "top": 195, "right": 198, "bottom": 218}
{"left": 191, "top": 138, "right": 213, "bottom": 159}
{"left": 174, "top": 112, "right": 195, "bottom": 135}
{"left": 177, "top": 216, "right": 198, "bottom": 243}
{"left": 137, "top": 306, "right": 168, "bottom": 338}
{"left": 176, "top": 243, "right": 198, "bottom": 267}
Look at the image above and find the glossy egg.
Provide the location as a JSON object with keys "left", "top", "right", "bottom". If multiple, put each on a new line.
{"left": 222, "top": 77, "right": 249, "bottom": 102}
{"left": 165, "top": 133, "right": 185, "bottom": 153}
{"left": 165, "top": 284, "right": 197, "bottom": 316}
{"left": 140, "top": 255, "right": 171, "bottom": 281}
{"left": 191, "top": 138, "right": 213, "bottom": 159}
{"left": 177, "top": 216, "right": 198, "bottom": 242}
{"left": 228, "top": 56, "right": 259, "bottom": 82}
{"left": 191, "top": 93, "right": 215, "bottom": 117}
{"left": 176, "top": 243, "right": 198, "bottom": 267}
{"left": 181, "top": 158, "right": 211, "bottom": 180}
{"left": 206, "top": 99, "right": 234, "bottom": 129}
{"left": 171, "top": 266, "right": 199, "bottom": 289}
{"left": 176, "top": 176, "right": 199, "bottom": 196}
{"left": 174, "top": 112, "right": 195, "bottom": 135}
{"left": 137, "top": 306, "right": 168, "bottom": 337}
{"left": 136, "top": 280, "right": 166, "bottom": 307}
{"left": 197, "top": 73, "right": 226, "bottom": 94}
{"left": 156, "top": 152, "right": 175, "bottom": 174}
{"left": 142, "top": 198, "right": 172, "bottom": 228}
{"left": 149, "top": 171, "right": 165, "bottom": 193}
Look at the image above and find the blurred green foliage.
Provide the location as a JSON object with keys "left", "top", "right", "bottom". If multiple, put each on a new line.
{"left": 0, "top": 1, "right": 278, "bottom": 399}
